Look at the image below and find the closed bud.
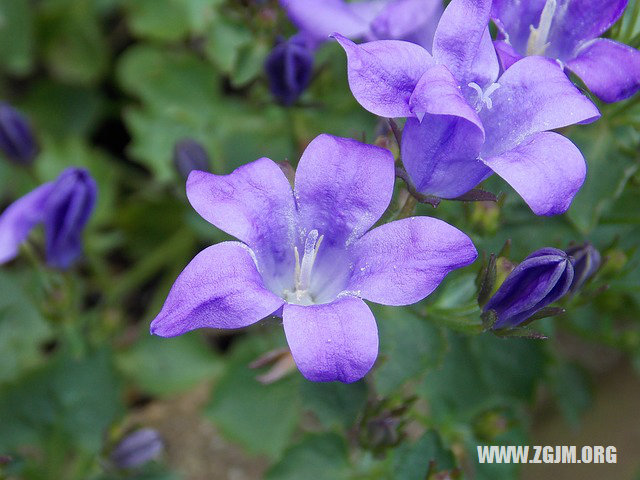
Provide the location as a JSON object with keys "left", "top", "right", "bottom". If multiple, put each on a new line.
{"left": 565, "top": 242, "right": 601, "bottom": 293}
{"left": 483, "top": 248, "right": 574, "bottom": 329}
{"left": 110, "top": 428, "right": 164, "bottom": 470}
{"left": 264, "top": 36, "right": 314, "bottom": 106}
{"left": 0, "top": 103, "right": 38, "bottom": 166}
{"left": 173, "top": 138, "right": 210, "bottom": 179}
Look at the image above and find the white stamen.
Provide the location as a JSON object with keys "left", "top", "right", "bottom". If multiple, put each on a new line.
{"left": 527, "top": 0, "right": 557, "bottom": 56}
{"left": 285, "top": 229, "right": 324, "bottom": 305}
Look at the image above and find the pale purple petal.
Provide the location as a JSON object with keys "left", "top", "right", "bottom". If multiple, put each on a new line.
{"left": 401, "top": 115, "right": 489, "bottom": 198}
{"left": 346, "top": 216, "right": 477, "bottom": 305}
{"left": 186, "top": 159, "right": 297, "bottom": 289}
{"left": 481, "top": 132, "right": 586, "bottom": 216}
{"left": 491, "top": 0, "right": 546, "bottom": 52}
{"left": 0, "top": 182, "right": 54, "bottom": 264}
{"left": 370, "top": 0, "right": 442, "bottom": 50}
{"left": 566, "top": 38, "right": 640, "bottom": 103}
{"left": 151, "top": 242, "right": 285, "bottom": 337}
{"left": 481, "top": 56, "right": 600, "bottom": 157}
{"left": 494, "top": 40, "right": 523, "bottom": 72}
{"left": 294, "top": 134, "right": 395, "bottom": 247}
{"left": 283, "top": 296, "right": 378, "bottom": 383}
{"left": 432, "top": 0, "right": 494, "bottom": 85}
{"left": 333, "top": 34, "right": 433, "bottom": 117}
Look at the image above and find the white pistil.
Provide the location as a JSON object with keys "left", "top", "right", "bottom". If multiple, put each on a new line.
{"left": 468, "top": 82, "right": 501, "bottom": 112}
{"left": 527, "top": 0, "right": 557, "bottom": 56}
{"left": 285, "top": 229, "right": 324, "bottom": 305}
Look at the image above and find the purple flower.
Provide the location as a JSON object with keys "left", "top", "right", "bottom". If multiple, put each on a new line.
{"left": 0, "top": 103, "right": 38, "bottom": 166}
{"left": 565, "top": 242, "right": 601, "bottom": 293}
{"left": 492, "top": 0, "right": 640, "bottom": 103}
{"left": 484, "top": 247, "right": 574, "bottom": 329}
{"left": 279, "top": 0, "right": 443, "bottom": 50}
{"left": 0, "top": 167, "right": 97, "bottom": 269}
{"left": 151, "top": 134, "right": 477, "bottom": 383}
{"left": 174, "top": 138, "right": 211, "bottom": 179}
{"left": 110, "top": 428, "right": 164, "bottom": 469}
{"left": 265, "top": 37, "right": 314, "bottom": 105}
{"left": 334, "top": 0, "right": 601, "bottom": 216}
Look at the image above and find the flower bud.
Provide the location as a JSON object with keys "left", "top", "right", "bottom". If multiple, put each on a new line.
{"left": 483, "top": 248, "right": 574, "bottom": 329}
{"left": 173, "top": 138, "right": 210, "bottom": 179}
{"left": 110, "top": 428, "right": 164, "bottom": 470}
{"left": 565, "top": 243, "right": 601, "bottom": 293}
{"left": 264, "top": 36, "right": 314, "bottom": 106}
{"left": 0, "top": 103, "right": 38, "bottom": 166}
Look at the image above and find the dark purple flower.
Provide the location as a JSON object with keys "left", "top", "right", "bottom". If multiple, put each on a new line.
{"left": 484, "top": 248, "right": 574, "bottom": 329}
{"left": 492, "top": 0, "right": 640, "bottom": 103}
{"left": 280, "top": 0, "right": 443, "bottom": 50}
{"left": 566, "top": 242, "right": 601, "bottom": 293}
{"left": 151, "top": 134, "right": 477, "bottom": 383}
{"left": 0, "top": 167, "right": 97, "bottom": 269}
{"left": 110, "top": 428, "right": 164, "bottom": 469}
{"left": 335, "top": 0, "right": 601, "bottom": 216}
{"left": 173, "top": 138, "right": 210, "bottom": 179}
{"left": 0, "top": 103, "right": 38, "bottom": 166}
{"left": 265, "top": 37, "right": 314, "bottom": 106}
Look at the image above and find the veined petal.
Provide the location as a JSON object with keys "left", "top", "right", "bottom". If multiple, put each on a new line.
{"left": 370, "top": 0, "right": 442, "bottom": 50}
{"left": 294, "top": 134, "right": 395, "bottom": 247}
{"left": 567, "top": 38, "right": 640, "bottom": 103}
{"left": 401, "top": 115, "right": 489, "bottom": 199}
{"left": 333, "top": 34, "right": 433, "bottom": 117}
{"left": 186, "top": 158, "right": 297, "bottom": 288}
{"left": 346, "top": 216, "right": 477, "bottom": 305}
{"left": 0, "top": 181, "right": 54, "bottom": 264}
{"left": 481, "top": 56, "right": 600, "bottom": 157}
{"left": 491, "top": 0, "right": 547, "bottom": 52}
{"left": 151, "top": 242, "right": 285, "bottom": 337}
{"left": 481, "top": 131, "right": 586, "bottom": 216}
{"left": 494, "top": 40, "right": 523, "bottom": 72}
{"left": 283, "top": 296, "right": 378, "bottom": 383}
{"left": 432, "top": 0, "right": 494, "bottom": 85}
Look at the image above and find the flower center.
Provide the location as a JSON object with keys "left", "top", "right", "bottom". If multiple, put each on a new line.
{"left": 283, "top": 229, "right": 324, "bottom": 305}
{"left": 467, "top": 82, "right": 501, "bottom": 112}
{"left": 526, "top": 0, "right": 557, "bottom": 56}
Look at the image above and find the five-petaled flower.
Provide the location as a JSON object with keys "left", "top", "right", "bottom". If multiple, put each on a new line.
{"left": 151, "top": 134, "right": 477, "bottom": 383}
{"left": 335, "top": 0, "right": 601, "bottom": 216}
{"left": 492, "top": 0, "right": 640, "bottom": 103}
{"left": 0, "top": 167, "right": 97, "bottom": 269}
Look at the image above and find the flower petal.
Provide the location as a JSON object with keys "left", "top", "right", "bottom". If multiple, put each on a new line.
{"left": 295, "top": 134, "right": 395, "bottom": 246}
{"left": 481, "top": 56, "right": 600, "bottom": 157}
{"left": 370, "top": 0, "right": 442, "bottom": 50}
{"left": 151, "top": 242, "right": 285, "bottom": 337}
{"left": 566, "top": 38, "right": 640, "bottom": 103}
{"left": 0, "top": 181, "right": 54, "bottom": 264}
{"left": 186, "top": 158, "right": 297, "bottom": 287}
{"left": 346, "top": 216, "right": 477, "bottom": 305}
{"left": 333, "top": 33, "right": 433, "bottom": 117}
{"left": 491, "top": 0, "right": 547, "bottom": 53}
{"left": 481, "top": 131, "right": 586, "bottom": 216}
{"left": 401, "top": 115, "right": 489, "bottom": 198}
{"left": 432, "top": 0, "right": 495, "bottom": 85}
{"left": 493, "top": 40, "right": 523, "bottom": 72}
{"left": 283, "top": 296, "right": 378, "bottom": 383}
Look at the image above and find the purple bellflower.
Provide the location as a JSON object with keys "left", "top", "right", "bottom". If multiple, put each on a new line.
{"left": 173, "top": 138, "right": 211, "bottom": 179}
{"left": 265, "top": 36, "right": 314, "bottom": 105}
{"left": 492, "top": 0, "right": 640, "bottom": 103}
{"left": 280, "top": 0, "right": 443, "bottom": 51}
{"left": 110, "top": 428, "right": 164, "bottom": 470}
{"left": 334, "top": 0, "right": 602, "bottom": 216}
{"left": 565, "top": 242, "right": 601, "bottom": 293}
{"left": 484, "top": 247, "right": 574, "bottom": 329}
{"left": 0, "top": 103, "right": 38, "bottom": 166}
{"left": 0, "top": 167, "right": 97, "bottom": 269}
{"left": 151, "top": 134, "right": 477, "bottom": 383}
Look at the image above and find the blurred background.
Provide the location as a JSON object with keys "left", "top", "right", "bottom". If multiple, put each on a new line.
{"left": 0, "top": 1, "right": 639, "bottom": 479}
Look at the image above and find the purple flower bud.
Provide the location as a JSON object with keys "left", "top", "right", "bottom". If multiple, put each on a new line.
{"left": 173, "top": 138, "right": 211, "bottom": 179}
{"left": 0, "top": 103, "right": 38, "bottom": 166}
{"left": 110, "top": 428, "right": 164, "bottom": 470}
{"left": 566, "top": 243, "right": 601, "bottom": 294}
{"left": 264, "top": 37, "right": 314, "bottom": 106}
{"left": 483, "top": 248, "right": 574, "bottom": 329}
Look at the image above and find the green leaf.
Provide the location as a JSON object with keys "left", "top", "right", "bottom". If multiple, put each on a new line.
{"left": 300, "top": 380, "right": 368, "bottom": 430}
{"left": 265, "top": 433, "right": 349, "bottom": 480}
{"left": 204, "top": 16, "right": 253, "bottom": 74}
{"left": 550, "top": 362, "right": 593, "bottom": 427}
{"left": 392, "top": 430, "right": 456, "bottom": 480}
{"left": 0, "top": 0, "right": 34, "bottom": 74}
{"left": 117, "top": 332, "right": 222, "bottom": 396}
{"left": 205, "top": 333, "right": 301, "bottom": 459}
{"left": 0, "top": 272, "right": 52, "bottom": 386}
